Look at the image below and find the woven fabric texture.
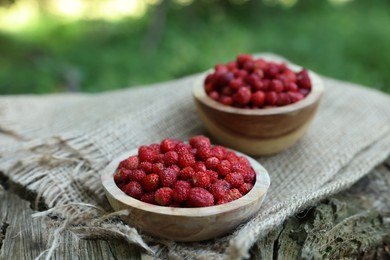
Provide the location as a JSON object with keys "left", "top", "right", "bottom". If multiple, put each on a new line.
{"left": 0, "top": 54, "right": 389, "bottom": 259}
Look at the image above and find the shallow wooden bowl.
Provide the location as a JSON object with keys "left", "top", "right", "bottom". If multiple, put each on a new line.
{"left": 101, "top": 149, "right": 270, "bottom": 242}
{"left": 192, "top": 61, "right": 324, "bottom": 156}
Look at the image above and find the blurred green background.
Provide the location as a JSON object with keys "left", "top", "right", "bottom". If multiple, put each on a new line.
{"left": 0, "top": 0, "right": 389, "bottom": 95}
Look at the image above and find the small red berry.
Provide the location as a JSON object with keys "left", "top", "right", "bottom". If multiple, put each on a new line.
{"left": 139, "top": 161, "right": 153, "bottom": 173}
{"left": 192, "top": 171, "right": 211, "bottom": 188}
{"left": 129, "top": 169, "right": 146, "bottom": 182}
{"left": 119, "top": 155, "right": 139, "bottom": 170}
{"left": 138, "top": 146, "right": 156, "bottom": 163}
{"left": 189, "top": 135, "right": 211, "bottom": 149}
{"left": 160, "top": 139, "right": 177, "bottom": 153}
{"left": 288, "top": 91, "right": 304, "bottom": 103}
{"left": 212, "top": 146, "right": 227, "bottom": 160}
{"left": 251, "top": 91, "right": 265, "bottom": 107}
{"left": 153, "top": 153, "right": 165, "bottom": 164}
{"left": 177, "top": 152, "right": 195, "bottom": 168}
{"left": 234, "top": 87, "right": 251, "bottom": 106}
{"left": 179, "top": 166, "right": 195, "bottom": 180}
{"left": 140, "top": 192, "right": 155, "bottom": 204}
{"left": 205, "top": 157, "right": 220, "bottom": 170}
{"left": 224, "top": 188, "right": 242, "bottom": 202}
{"left": 155, "top": 187, "right": 173, "bottom": 206}
{"left": 197, "top": 147, "right": 213, "bottom": 161}
{"left": 124, "top": 181, "right": 143, "bottom": 199}
{"left": 296, "top": 69, "right": 312, "bottom": 90}
{"left": 159, "top": 168, "right": 177, "bottom": 187}
{"left": 216, "top": 160, "right": 231, "bottom": 177}
{"left": 266, "top": 91, "right": 278, "bottom": 106}
{"left": 243, "top": 168, "right": 256, "bottom": 184}
{"left": 220, "top": 96, "right": 234, "bottom": 106}
{"left": 206, "top": 169, "right": 219, "bottom": 183}
{"left": 152, "top": 162, "right": 165, "bottom": 174}
{"left": 141, "top": 173, "right": 160, "bottom": 192}
{"left": 229, "top": 78, "right": 243, "bottom": 90}
{"left": 238, "top": 183, "right": 254, "bottom": 195}
{"left": 172, "top": 180, "right": 191, "bottom": 203}
{"left": 270, "top": 79, "right": 284, "bottom": 93}
{"left": 225, "top": 172, "right": 244, "bottom": 188}
{"left": 209, "top": 179, "right": 231, "bottom": 201}
{"left": 225, "top": 151, "right": 239, "bottom": 164}
{"left": 187, "top": 188, "right": 214, "bottom": 207}
{"left": 164, "top": 151, "right": 179, "bottom": 166}
{"left": 193, "top": 161, "right": 207, "bottom": 172}
{"left": 236, "top": 54, "right": 253, "bottom": 68}
{"left": 209, "top": 91, "right": 219, "bottom": 100}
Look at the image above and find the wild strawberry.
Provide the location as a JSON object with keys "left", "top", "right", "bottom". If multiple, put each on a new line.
{"left": 216, "top": 160, "right": 231, "bottom": 177}
{"left": 231, "top": 163, "right": 247, "bottom": 175}
{"left": 139, "top": 161, "right": 153, "bottom": 173}
{"left": 152, "top": 162, "right": 165, "bottom": 174}
{"left": 243, "top": 168, "right": 256, "bottom": 184}
{"left": 224, "top": 188, "right": 242, "bottom": 202}
{"left": 155, "top": 187, "right": 173, "bottom": 206}
{"left": 205, "top": 157, "right": 219, "bottom": 170}
{"left": 216, "top": 199, "right": 229, "bottom": 205}
{"left": 124, "top": 181, "right": 143, "bottom": 199}
{"left": 197, "top": 147, "right": 213, "bottom": 161}
{"left": 217, "top": 72, "right": 234, "bottom": 87}
{"left": 277, "top": 93, "right": 291, "bottom": 106}
{"left": 138, "top": 146, "right": 156, "bottom": 163}
{"left": 220, "top": 96, "right": 233, "bottom": 106}
{"left": 177, "top": 152, "right": 195, "bottom": 168}
{"left": 209, "top": 91, "right": 219, "bottom": 100}
{"left": 287, "top": 82, "right": 298, "bottom": 92}
{"left": 150, "top": 143, "right": 161, "bottom": 154}
{"left": 164, "top": 151, "right": 179, "bottom": 166}
{"left": 270, "top": 79, "right": 284, "bottom": 93}
{"left": 296, "top": 69, "right": 311, "bottom": 89}
{"left": 230, "top": 78, "right": 243, "bottom": 90}
{"left": 209, "top": 180, "right": 231, "bottom": 201}
{"left": 161, "top": 139, "right": 177, "bottom": 153}
{"left": 288, "top": 91, "right": 304, "bottom": 103}
{"left": 206, "top": 170, "right": 219, "bottom": 183}
{"left": 192, "top": 171, "right": 211, "bottom": 188}
{"left": 236, "top": 54, "right": 253, "bottom": 68}
{"left": 187, "top": 188, "right": 214, "bottom": 207}
{"left": 238, "top": 183, "right": 254, "bottom": 195}
{"left": 174, "top": 142, "right": 191, "bottom": 154}
{"left": 234, "top": 87, "right": 251, "bottom": 106}
{"left": 172, "top": 180, "right": 191, "bottom": 203}
{"left": 189, "top": 135, "right": 211, "bottom": 149}
{"left": 179, "top": 166, "right": 195, "bottom": 180}
{"left": 193, "top": 161, "right": 207, "bottom": 172}
{"left": 299, "top": 88, "right": 310, "bottom": 97}
{"left": 153, "top": 154, "right": 165, "bottom": 164}
{"left": 129, "top": 169, "right": 146, "bottom": 182}
{"left": 225, "top": 172, "right": 244, "bottom": 188}
{"left": 141, "top": 173, "right": 159, "bottom": 192}
{"left": 251, "top": 91, "right": 265, "bottom": 107}
{"left": 159, "top": 168, "right": 177, "bottom": 187}
{"left": 140, "top": 192, "right": 155, "bottom": 204}
{"left": 114, "top": 169, "right": 124, "bottom": 184}
{"left": 238, "top": 156, "right": 251, "bottom": 168}
{"left": 119, "top": 155, "right": 139, "bottom": 170}
{"left": 170, "top": 165, "right": 180, "bottom": 173}
{"left": 266, "top": 91, "right": 278, "bottom": 106}
{"left": 212, "top": 146, "right": 227, "bottom": 160}
{"left": 224, "top": 151, "right": 239, "bottom": 164}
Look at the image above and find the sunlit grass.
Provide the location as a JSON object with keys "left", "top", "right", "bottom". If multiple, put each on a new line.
{"left": 0, "top": 0, "right": 389, "bottom": 94}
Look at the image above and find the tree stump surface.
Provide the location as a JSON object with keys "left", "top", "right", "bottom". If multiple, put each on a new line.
{"left": 1, "top": 158, "right": 389, "bottom": 259}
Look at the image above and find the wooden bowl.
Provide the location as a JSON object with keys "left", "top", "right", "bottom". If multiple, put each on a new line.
{"left": 192, "top": 61, "right": 324, "bottom": 156}
{"left": 101, "top": 149, "right": 270, "bottom": 242}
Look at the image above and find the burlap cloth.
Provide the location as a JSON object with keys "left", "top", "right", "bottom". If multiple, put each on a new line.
{"left": 0, "top": 54, "right": 389, "bottom": 259}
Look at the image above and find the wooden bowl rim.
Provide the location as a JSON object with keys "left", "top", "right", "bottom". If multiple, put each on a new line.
{"left": 192, "top": 60, "right": 324, "bottom": 116}
{"left": 101, "top": 148, "right": 270, "bottom": 217}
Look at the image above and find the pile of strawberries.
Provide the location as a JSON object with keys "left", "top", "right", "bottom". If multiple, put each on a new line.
{"left": 204, "top": 54, "right": 312, "bottom": 108}
{"left": 114, "top": 135, "right": 256, "bottom": 207}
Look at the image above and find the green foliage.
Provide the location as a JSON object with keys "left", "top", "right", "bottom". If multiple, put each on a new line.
{"left": 0, "top": 0, "right": 390, "bottom": 94}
